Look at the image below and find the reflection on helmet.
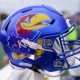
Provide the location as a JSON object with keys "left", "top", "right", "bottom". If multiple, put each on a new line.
{"left": 0, "top": 5, "right": 80, "bottom": 76}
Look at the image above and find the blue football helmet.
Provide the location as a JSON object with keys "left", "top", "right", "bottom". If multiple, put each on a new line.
{"left": 0, "top": 5, "right": 80, "bottom": 76}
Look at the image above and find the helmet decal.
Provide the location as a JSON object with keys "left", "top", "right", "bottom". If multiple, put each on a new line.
{"left": 12, "top": 52, "right": 26, "bottom": 59}
{"left": 12, "top": 52, "right": 31, "bottom": 59}
{"left": 16, "top": 14, "right": 35, "bottom": 34}
{"left": 7, "top": 33, "right": 28, "bottom": 52}
{"left": 16, "top": 13, "right": 51, "bottom": 34}
{"left": 35, "top": 39, "right": 44, "bottom": 57}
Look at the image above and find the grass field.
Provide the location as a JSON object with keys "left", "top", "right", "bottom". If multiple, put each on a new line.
{"left": 0, "top": 43, "right": 6, "bottom": 69}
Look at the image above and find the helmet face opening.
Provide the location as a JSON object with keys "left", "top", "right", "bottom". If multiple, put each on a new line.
{"left": 0, "top": 5, "right": 80, "bottom": 74}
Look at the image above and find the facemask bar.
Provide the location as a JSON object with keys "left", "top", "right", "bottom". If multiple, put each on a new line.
{"left": 57, "top": 19, "right": 80, "bottom": 70}
{"left": 36, "top": 19, "right": 80, "bottom": 70}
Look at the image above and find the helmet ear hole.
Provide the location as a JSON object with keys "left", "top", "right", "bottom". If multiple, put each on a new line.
{"left": 43, "top": 39, "right": 54, "bottom": 47}
{"left": 5, "top": 20, "right": 11, "bottom": 31}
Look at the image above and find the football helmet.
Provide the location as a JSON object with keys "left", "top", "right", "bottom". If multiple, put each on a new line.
{"left": 0, "top": 5, "right": 80, "bottom": 76}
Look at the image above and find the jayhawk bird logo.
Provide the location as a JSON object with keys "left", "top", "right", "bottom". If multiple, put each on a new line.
{"left": 7, "top": 34, "right": 28, "bottom": 52}
{"left": 16, "top": 13, "right": 51, "bottom": 34}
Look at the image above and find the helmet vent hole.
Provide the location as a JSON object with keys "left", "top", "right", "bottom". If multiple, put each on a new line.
{"left": 21, "top": 9, "right": 32, "bottom": 13}
{"left": 50, "top": 20, "right": 55, "bottom": 25}
{"left": 5, "top": 20, "right": 11, "bottom": 31}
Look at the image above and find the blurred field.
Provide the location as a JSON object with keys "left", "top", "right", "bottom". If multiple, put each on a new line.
{"left": 0, "top": 43, "right": 6, "bottom": 69}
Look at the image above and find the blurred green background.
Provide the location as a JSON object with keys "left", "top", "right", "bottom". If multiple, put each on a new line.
{"left": 0, "top": 43, "right": 6, "bottom": 69}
